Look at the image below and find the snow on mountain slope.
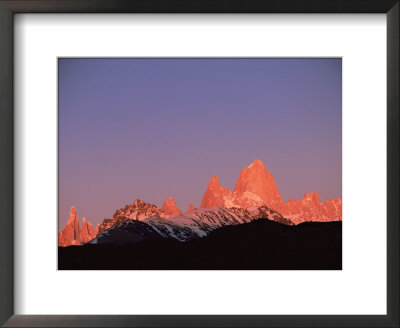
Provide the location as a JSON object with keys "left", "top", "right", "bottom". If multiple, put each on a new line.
{"left": 93, "top": 200, "right": 293, "bottom": 243}
{"left": 143, "top": 216, "right": 202, "bottom": 241}
{"left": 143, "top": 206, "right": 293, "bottom": 240}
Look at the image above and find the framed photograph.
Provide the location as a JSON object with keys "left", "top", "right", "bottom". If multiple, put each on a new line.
{"left": 0, "top": 1, "right": 398, "bottom": 327}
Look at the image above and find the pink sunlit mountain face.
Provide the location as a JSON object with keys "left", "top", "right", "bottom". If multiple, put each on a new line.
{"left": 58, "top": 159, "right": 342, "bottom": 246}
{"left": 200, "top": 159, "right": 342, "bottom": 224}
{"left": 185, "top": 203, "right": 195, "bottom": 214}
{"left": 161, "top": 196, "right": 182, "bottom": 216}
{"left": 58, "top": 207, "right": 96, "bottom": 247}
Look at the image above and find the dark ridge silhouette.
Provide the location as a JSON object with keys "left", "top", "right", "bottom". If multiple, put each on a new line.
{"left": 90, "top": 220, "right": 164, "bottom": 245}
{"left": 58, "top": 219, "right": 342, "bottom": 270}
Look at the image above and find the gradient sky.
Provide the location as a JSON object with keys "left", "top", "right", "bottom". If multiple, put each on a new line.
{"left": 59, "top": 58, "right": 342, "bottom": 228}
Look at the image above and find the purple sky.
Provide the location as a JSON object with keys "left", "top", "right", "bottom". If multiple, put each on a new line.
{"left": 59, "top": 58, "right": 342, "bottom": 228}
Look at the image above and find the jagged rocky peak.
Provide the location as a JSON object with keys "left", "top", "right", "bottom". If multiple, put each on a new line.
{"left": 246, "top": 158, "right": 267, "bottom": 170}
{"left": 208, "top": 175, "right": 221, "bottom": 188}
{"left": 96, "top": 199, "right": 168, "bottom": 236}
{"left": 58, "top": 206, "right": 81, "bottom": 246}
{"left": 133, "top": 199, "right": 147, "bottom": 207}
{"left": 68, "top": 206, "right": 79, "bottom": 227}
{"left": 186, "top": 203, "right": 195, "bottom": 214}
{"left": 197, "top": 159, "right": 342, "bottom": 224}
{"left": 113, "top": 199, "right": 160, "bottom": 218}
{"left": 302, "top": 191, "right": 322, "bottom": 203}
{"left": 59, "top": 207, "right": 97, "bottom": 246}
{"left": 233, "top": 159, "right": 284, "bottom": 209}
{"left": 282, "top": 191, "right": 342, "bottom": 224}
{"left": 200, "top": 175, "right": 233, "bottom": 208}
{"left": 162, "top": 196, "right": 181, "bottom": 216}
{"left": 80, "top": 217, "right": 96, "bottom": 243}
{"left": 200, "top": 159, "right": 284, "bottom": 209}
{"left": 324, "top": 198, "right": 342, "bottom": 221}
{"left": 70, "top": 206, "right": 76, "bottom": 216}
{"left": 88, "top": 222, "right": 95, "bottom": 237}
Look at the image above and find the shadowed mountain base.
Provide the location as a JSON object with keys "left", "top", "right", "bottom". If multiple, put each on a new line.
{"left": 58, "top": 219, "right": 342, "bottom": 270}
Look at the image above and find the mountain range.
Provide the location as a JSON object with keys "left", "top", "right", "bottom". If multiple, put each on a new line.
{"left": 58, "top": 159, "right": 342, "bottom": 246}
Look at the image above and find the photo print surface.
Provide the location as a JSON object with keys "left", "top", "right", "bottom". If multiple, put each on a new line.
{"left": 58, "top": 58, "right": 342, "bottom": 270}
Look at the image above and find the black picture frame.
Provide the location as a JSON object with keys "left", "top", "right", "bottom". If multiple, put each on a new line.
{"left": 0, "top": 1, "right": 398, "bottom": 327}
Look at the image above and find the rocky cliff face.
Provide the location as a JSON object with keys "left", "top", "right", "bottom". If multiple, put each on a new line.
{"left": 282, "top": 194, "right": 342, "bottom": 224}
{"left": 200, "top": 159, "right": 341, "bottom": 223}
{"left": 58, "top": 207, "right": 81, "bottom": 246}
{"left": 200, "top": 175, "right": 233, "bottom": 208}
{"left": 59, "top": 207, "right": 96, "bottom": 246}
{"left": 186, "top": 204, "right": 195, "bottom": 213}
{"left": 96, "top": 199, "right": 169, "bottom": 235}
{"left": 233, "top": 159, "right": 284, "bottom": 210}
{"left": 200, "top": 160, "right": 284, "bottom": 210}
{"left": 161, "top": 196, "right": 181, "bottom": 216}
{"left": 80, "top": 218, "right": 96, "bottom": 243}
